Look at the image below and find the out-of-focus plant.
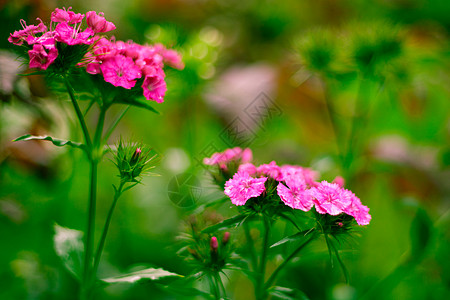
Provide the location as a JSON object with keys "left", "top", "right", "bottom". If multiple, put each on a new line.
{"left": 8, "top": 7, "right": 184, "bottom": 300}
{"left": 296, "top": 22, "right": 406, "bottom": 181}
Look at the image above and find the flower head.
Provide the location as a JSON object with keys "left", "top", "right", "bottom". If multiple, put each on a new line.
{"left": 257, "top": 161, "right": 283, "bottom": 181}
{"left": 277, "top": 177, "right": 313, "bottom": 211}
{"left": 224, "top": 172, "right": 267, "bottom": 206}
{"left": 100, "top": 55, "right": 142, "bottom": 89}
{"left": 343, "top": 191, "right": 372, "bottom": 225}
{"left": 204, "top": 147, "right": 252, "bottom": 169}
{"left": 310, "top": 181, "right": 352, "bottom": 215}
{"left": 86, "top": 11, "right": 116, "bottom": 33}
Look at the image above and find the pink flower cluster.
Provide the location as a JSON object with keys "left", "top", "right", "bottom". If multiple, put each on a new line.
{"left": 8, "top": 7, "right": 115, "bottom": 70}
{"left": 8, "top": 7, "right": 184, "bottom": 103}
{"left": 212, "top": 148, "right": 371, "bottom": 226}
{"left": 84, "top": 39, "right": 184, "bottom": 102}
{"left": 203, "top": 147, "right": 252, "bottom": 170}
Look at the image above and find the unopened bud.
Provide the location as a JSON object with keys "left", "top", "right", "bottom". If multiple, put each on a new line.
{"left": 210, "top": 236, "right": 218, "bottom": 253}
{"left": 337, "top": 222, "right": 343, "bottom": 228}
{"left": 332, "top": 176, "right": 345, "bottom": 188}
{"left": 130, "top": 147, "right": 142, "bottom": 166}
{"left": 222, "top": 232, "right": 230, "bottom": 246}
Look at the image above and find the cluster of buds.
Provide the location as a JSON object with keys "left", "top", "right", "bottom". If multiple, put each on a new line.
{"left": 112, "top": 141, "right": 155, "bottom": 183}
{"left": 187, "top": 232, "right": 232, "bottom": 273}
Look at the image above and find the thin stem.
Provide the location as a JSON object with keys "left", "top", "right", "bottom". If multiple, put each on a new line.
{"left": 215, "top": 273, "right": 226, "bottom": 298}
{"left": 82, "top": 160, "right": 97, "bottom": 299}
{"left": 322, "top": 80, "right": 345, "bottom": 169}
{"left": 256, "top": 217, "right": 271, "bottom": 300}
{"left": 209, "top": 274, "right": 220, "bottom": 300}
{"left": 103, "top": 106, "right": 130, "bottom": 144}
{"left": 92, "top": 180, "right": 126, "bottom": 277}
{"left": 64, "top": 77, "right": 92, "bottom": 149}
{"left": 264, "top": 231, "right": 317, "bottom": 290}
{"left": 243, "top": 222, "right": 258, "bottom": 272}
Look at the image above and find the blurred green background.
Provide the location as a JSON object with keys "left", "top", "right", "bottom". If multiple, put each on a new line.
{"left": 0, "top": 0, "right": 449, "bottom": 299}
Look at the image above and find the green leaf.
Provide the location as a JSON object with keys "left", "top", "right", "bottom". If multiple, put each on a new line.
{"left": 102, "top": 268, "right": 181, "bottom": 284}
{"left": 114, "top": 98, "right": 160, "bottom": 115}
{"left": 410, "top": 208, "right": 432, "bottom": 261}
{"left": 268, "top": 286, "right": 311, "bottom": 300}
{"left": 201, "top": 214, "right": 252, "bottom": 234}
{"left": 53, "top": 224, "right": 84, "bottom": 281}
{"left": 329, "top": 237, "right": 349, "bottom": 283}
{"left": 157, "top": 281, "right": 213, "bottom": 298}
{"left": 14, "top": 134, "right": 86, "bottom": 151}
{"left": 271, "top": 229, "right": 315, "bottom": 248}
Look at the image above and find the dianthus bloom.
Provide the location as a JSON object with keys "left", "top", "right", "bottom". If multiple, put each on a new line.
{"left": 8, "top": 7, "right": 184, "bottom": 103}
{"left": 224, "top": 172, "right": 267, "bottom": 206}
{"left": 257, "top": 161, "right": 283, "bottom": 181}
{"left": 203, "top": 147, "right": 252, "bottom": 169}
{"left": 277, "top": 177, "right": 313, "bottom": 211}
{"left": 84, "top": 38, "right": 183, "bottom": 102}
{"left": 309, "top": 181, "right": 353, "bottom": 216}
{"left": 280, "top": 165, "right": 318, "bottom": 187}
{"left": 343, "top": 191, "right": 371, "bottom": 225}
{"left": 8, "top": 7, "right": 105, "bottom": 70}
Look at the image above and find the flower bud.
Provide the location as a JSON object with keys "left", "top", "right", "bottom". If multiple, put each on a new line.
{"left": 222, "top": 232, "right": 230, "bottom": 246}
{"left": 210, "top": 236, "right": 218, "bottom": 253}
{"left": 130, "top": 147, "right": 141, "bottom": 166}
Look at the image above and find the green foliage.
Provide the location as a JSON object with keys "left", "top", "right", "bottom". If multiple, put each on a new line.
{"left": 14, "top": 134, "right": 86, "bottom": 151}
{"left": 53, "top": 224, "right": 84, "bottom": 281}
{"left": 102, "top": 268, "right": 181, "bottom": 284}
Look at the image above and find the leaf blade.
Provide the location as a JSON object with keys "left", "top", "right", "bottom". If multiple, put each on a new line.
{"left": 53, "top": 223, "right": 84, "bottom": 281}
{"left": 102, "top": 268, "right": 181, "bottom": 284}
{"left": 14, "top": 134, "right": 86, "bottom": 151}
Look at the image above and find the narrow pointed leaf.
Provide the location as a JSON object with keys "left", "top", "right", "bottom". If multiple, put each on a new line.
{"left": 102, "top": 268, "right": 181, "bottom": 284}
{"left": 271, "top": 229, "right": 315, "bottom": 248}
{"left": 53, "top": 224, "right": 84, "bottom": 281}
{"left": 201, "top": 214, "right": 251, "bottom": 234}
{"left": 329, "top": 237, "right": 349, "bottom": 283}
{"left": 268, "top": 286, "right": 310, "bottom": 300}
{"left": 114, "top": 98, "right": 160, "bottom": 115}
{"left": 14, "top": 134, "right": 86, "bottom": 151}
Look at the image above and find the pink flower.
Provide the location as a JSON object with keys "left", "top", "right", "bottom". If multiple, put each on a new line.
{"left": 280, "top": 165, "right": 318, "bottom": 187}
{"left": 154, "top": 45, "right": 184, "bottom": 70}
{"left": 344, "top": 191, "right": 371, "bottom": 225}
{"left": 332, "top": 176, "right": 345, "bottom": 188}
{"left": 28, "top": 43, "right": 58, "bottom": 70}
{"left": 203, "top": 147, "right": 253, "bottom": 167}
{"left": 257, "top": 161, "right": 283, "bottom": 181}
{"left": 86, "top": 11, "right": 116, "bottom": 33}
{"left": 100, "top": 55, "right": 142, "bottom": 89}
{"left": 8, "top": 19, "right": 47, "bottom": 46}
{"left": 238, "top": 163, "right": 257, "bottom": 176}
{"left": 224, "top": 172, "right": 267, "bottom": 206}
{"left": 277, "top": 177, "right": 313, "bottom": 211}
{"left": 142, "top": 75, "right": 166, "bottom": 102}
{"left": 51, "top": 7, "right": 84, "bottom": 24}
{"left": 310, "top": 181, "right": 352, "bottom": 215}
{"left": 55, "top": 22, "right": 94, "bottom": 45}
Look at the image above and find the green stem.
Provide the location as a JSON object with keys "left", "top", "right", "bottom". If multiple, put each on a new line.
{"left": 82, "top": 160, "right": 97, "bottom": 300}
{"left": 264, "top": 231, "right": 317, "bottom": 290}
{"left": 256, "top": 217, "right": 271, "bottom": 300}
{"left": 243, "top": 222, "right": 258, "bottom": 272}
{"left": 64, "top": 77, "right": 92, "bottom": 149}
{"left": 209, "top": 274, "right": 220, "bottom": 300}
{"left": 215, "top": 273, "right": 226, "bottom": 298}
{"left": 92, "top": 180, "right": 126, "bottom": 277}
{"left": 103, "top": 106, "right": 130, "bottom": 144}
{"left": 322, "top": 80, "right": 345, "bottom": 169}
